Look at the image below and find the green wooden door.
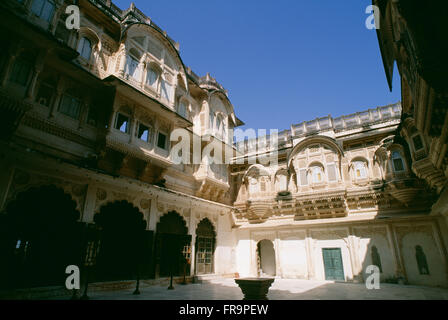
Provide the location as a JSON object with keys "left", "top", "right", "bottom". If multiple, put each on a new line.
{"left": 322, "top": 248, "right": 345, "bottom": 281}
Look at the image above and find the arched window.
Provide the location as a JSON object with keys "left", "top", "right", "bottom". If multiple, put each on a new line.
{"left": 31, "top": 0, "right": 55, "bottom": 23}
{"left": 77, "top": 37, "right": 92, "bottom": 60}
{"left": 146, "top": 67, "right": 159, "bottom": 88}
{"left": 311, "top": 166, "right": 324, "bottom": 183}
{"left": 125, "top": 49, "right": 141, "bottom": 81}
{"left": 392, "top": 151, "right": 405, "bottom": 172}
{"left": 353, "top": 161, "right": 368, "bottom": 179}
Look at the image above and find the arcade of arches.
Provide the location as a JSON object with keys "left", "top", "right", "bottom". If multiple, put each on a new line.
{"left": 0, "top": 185, "right": 219, "bottom": 290}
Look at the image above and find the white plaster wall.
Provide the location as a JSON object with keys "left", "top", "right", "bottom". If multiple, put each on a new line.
{"left": 235, "top": 230, "right": 252, "bottom": 277}
{"left": 401, "top": 232, "right": 447, "bottom": 287}
{"left": 214, "top": 214, "right": 237, "bottom": 275}
{"left": 278, "top": 238, "right": 308, "bottom": 279}
{"left": 357, "top": 235, "right": 395, "bottom": 281}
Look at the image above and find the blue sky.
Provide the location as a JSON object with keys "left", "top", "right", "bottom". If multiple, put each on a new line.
{"left": 115, "top": 0, "right": 401, "bottom": 131}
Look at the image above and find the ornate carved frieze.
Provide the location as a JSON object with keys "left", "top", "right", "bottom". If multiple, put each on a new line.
{"left": 310, "top": 229, "right": 348, "bottom": 241}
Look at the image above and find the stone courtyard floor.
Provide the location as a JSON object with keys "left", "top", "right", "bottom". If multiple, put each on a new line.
{"left": 55, "top": 278, "right": 448, "bottom": 300}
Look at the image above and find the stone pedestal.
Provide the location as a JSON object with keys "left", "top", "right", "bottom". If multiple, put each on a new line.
{"left": 234, "top": 278, "right": 275, "bottom": 300}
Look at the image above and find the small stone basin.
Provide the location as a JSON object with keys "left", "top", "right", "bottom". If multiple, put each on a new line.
{"left": 234, "top": 278, "right": 275, "bottom": 300}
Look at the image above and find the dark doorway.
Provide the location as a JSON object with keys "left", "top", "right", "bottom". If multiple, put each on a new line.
{"left": 94, "top": 200, "right": 147, "bottom": 282}
{"left": 155, "top": 211, "right": 191, "bottom": 278}
{"left": 195, "top": 218, "right": 216, "bottom": 275}
{"left": 257, "top": 239, "right": 276, "bottom": 276}
{"left": 322, "top": 248, "right": 345, "bottom": 281}
{"left": 0, "top": 185, "right": 82, "bottom": 289}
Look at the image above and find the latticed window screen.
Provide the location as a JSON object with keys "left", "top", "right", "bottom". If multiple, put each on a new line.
{"left": 299, "top": 169, "right": 308, "bottom": 186}
{"left": 197, "top": 237, "right": 213, "bottom": 264}
{"left": 182, "top": 244, "right": 191, "bottom": 263}
{"left": 327, "top": 164, "right": 337, "bottom": 181}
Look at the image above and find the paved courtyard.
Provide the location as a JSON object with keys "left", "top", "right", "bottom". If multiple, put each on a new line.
{"left": 56, "top": 278, "right": 448, "bottom": 300}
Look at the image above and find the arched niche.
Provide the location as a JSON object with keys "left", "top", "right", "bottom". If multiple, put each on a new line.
{"left": 195, "top": 218, "right": 216, "bottom": 275}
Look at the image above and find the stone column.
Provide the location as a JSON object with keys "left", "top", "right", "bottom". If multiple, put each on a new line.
{"left": 78, "top": 96, "right": 92, "bottom": 129}
{"left": 118, "top": 50, "right": 127, "bottom": 78}
{"left": 25, "top": 66, "right": 42, "bottom": 101}
{"left": 49, "top": 78, "right": 66, "bottom": 118}
{"left": 81, "top": 184, "right": 98, "bottom": 223}
{"left": 148, "top": 196, "right": 158, "bottom": 231}
{"left": 189, "top": 207, "right": 196, "bottom": 276}
{"left": 274, "top": 234, "right": 282, "bottom": 278}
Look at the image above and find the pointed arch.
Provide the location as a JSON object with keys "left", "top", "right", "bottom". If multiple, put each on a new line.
{"left": 287, "top": 135, "right": 344, "bottom": 169}
{"left": 121, "top": 23, "right": 189, "bottom": 92}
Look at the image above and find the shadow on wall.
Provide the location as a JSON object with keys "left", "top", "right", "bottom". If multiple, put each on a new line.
{"left": 359, "top": 233, "right": 447, "bottom": 287}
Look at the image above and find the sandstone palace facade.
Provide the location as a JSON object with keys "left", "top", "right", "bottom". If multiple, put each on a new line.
{"left": 0, "top": 0, "right": 447, "bottom": 290}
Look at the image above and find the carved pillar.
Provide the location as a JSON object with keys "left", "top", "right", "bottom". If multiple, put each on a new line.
{"left": 189, "top": 207, "right": 196, "bottom": 276}
{"left": 26, "top": 49, "right": 47, "bottom": 101}
{"left": 49, "top": 78, "right": 66, "bottom": 118}
{"left": 118, "top": 50, "right": 127, "bottom": 78}
{"left": 78, "top": 96, "right": 92, "bottom": 129}
{"left": 148, "top": 196, "right": 158, "bottom": 231}
{"left": 81, "top": 184, "right": 98, "bottom": 223}
{"left": 274, "top": 234, "right": 281, "bottom": 278}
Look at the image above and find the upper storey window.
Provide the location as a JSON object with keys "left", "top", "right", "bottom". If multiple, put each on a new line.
{"left": 311, "top": 166, "right": 324, "bottom": 183}
{"left": 137, "top": 122, "right": 152, "bottom": 143}
{"left": 209, "top": 111, "right": 214, "bottom": 130}
{"left": 126, "top": 56, "right": 139, "bottom": 80}
{"left": 327, "top": 163, "right": 338, "bottom": 182}
{"left": 125, "top": 50, "right": 141, "bottom": 81}
{"left": 178, "top": 101, "right": 187, "bottom": 118}
{"left": 353, "top": 161, "right": 368, "bottom": 179}
{"left": 161, "top": 78, "right": 173, "bottom": 103}
{"left": 299, "top": 169, "right": 308, "bottom": 186}
{"left": 31, "top": 0, "right": 55, "bottom": 23}
{"left": 412, "top": 135, "right": 424, "bottom": 151}
{"left": 115, "top": 113, "right": 130, "bottom": 134}
{"left": 36, "top": 77, "right": 56, "bottom": 107}
{"left": 392, "top": 151, "right": 405, "bottom": 172}
{"left": 77, "top": 37, "right": 92, "bottom": 61}
{"left": 146, "top": 67, "right": 159, "bottom": 89}
{"left": 59, "top": 90, "right": 82, "bottom": 120}
{"left": 10, "top": 52, "right": 33, "bottom": 86}
{"left": 216, "top": 115, "right": 225, "bottom": 139}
